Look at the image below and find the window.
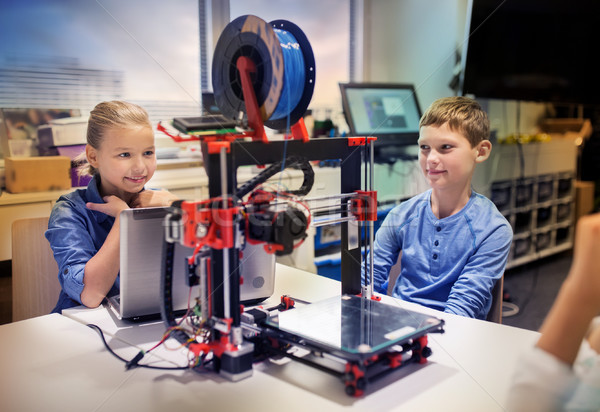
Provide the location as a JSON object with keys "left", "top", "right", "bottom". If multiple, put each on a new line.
{"left": 0, "top": 0, "right": 201, "bottom": 121}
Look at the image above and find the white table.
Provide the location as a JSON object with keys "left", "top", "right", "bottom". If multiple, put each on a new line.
{"left": 0, "top": 264, "right": 540, "bottom": 411}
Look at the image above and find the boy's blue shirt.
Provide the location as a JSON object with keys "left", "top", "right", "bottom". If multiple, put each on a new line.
{"left": 364, "top": 189, "right": 512, "bottom": 319}
{"left": 45, "top": 175, "right": 119, "bottom": 313}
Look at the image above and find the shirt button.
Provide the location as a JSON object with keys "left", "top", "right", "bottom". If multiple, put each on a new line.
{"left": 433, "top": 254, "right": 438, "bottom": 260}
{"left": 436, "top": 226, "right": 441, "bottom": 232}
{"left": 434, "top": 240, "right": 439, "bottom": 246}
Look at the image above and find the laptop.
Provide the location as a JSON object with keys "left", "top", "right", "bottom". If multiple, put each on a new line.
{"left": 107, "top": 207, "right": 275, "bottom": 321}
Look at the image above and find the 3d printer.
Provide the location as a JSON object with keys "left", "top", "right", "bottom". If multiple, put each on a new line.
{"left": 159, "top": 15, "right": 444, "bottom": 397}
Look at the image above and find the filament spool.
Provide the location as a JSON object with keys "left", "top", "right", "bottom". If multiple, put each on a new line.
{"left": 212, "top": 15, "right": 315, "bottom": 129}
{"left": 266, "top": 19, "right": 315, "bottom": 130}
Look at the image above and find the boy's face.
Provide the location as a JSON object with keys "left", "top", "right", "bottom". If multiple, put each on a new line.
{"left": 87, "top": 125, "right": 157, "bottom": 199}
{"left": 418, "top": 123, "right": 490, "bottom": 193}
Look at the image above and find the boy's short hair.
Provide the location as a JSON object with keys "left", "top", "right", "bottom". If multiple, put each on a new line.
{"left": 419, "top": 96, "right": 490, "bottom": 147}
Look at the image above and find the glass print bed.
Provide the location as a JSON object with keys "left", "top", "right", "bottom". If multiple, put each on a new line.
{"left": 266, "top": 295, "right": 444, "bottom": 359}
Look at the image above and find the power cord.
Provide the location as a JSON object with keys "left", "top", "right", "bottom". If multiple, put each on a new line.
{"left": 502, "top": 264, "right": 539, "bottom": 319}
{"left": 86, "top": 324, "right": 191, "bottom": 371}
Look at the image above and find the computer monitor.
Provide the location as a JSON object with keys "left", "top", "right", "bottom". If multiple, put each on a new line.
{"left": 339, "top": 83, "right": 422, "bottom": 164}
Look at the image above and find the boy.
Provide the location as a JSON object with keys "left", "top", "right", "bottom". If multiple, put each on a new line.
{"left": 365, "top": 96, "right": 512, "bottom": 319}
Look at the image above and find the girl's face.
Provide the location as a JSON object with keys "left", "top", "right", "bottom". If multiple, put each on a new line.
{"left": 417, "top": 122, "right": 488, "bottom": 193}
{"left": 86, "top": 125, "right": 156, "bottom": 200}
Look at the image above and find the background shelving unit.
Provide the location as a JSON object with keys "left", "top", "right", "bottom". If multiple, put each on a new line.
{"left": 491, "top": 172, "right": 575, "bottom": 269}
{"left": 474, "top": 138, "right": 579, "bottom": 269}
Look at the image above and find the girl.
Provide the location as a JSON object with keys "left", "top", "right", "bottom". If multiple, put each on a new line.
{"left": 507, "top": 213, "right": 600, "bottom": 410}
{"left": 45, "top": 101, "right": 178, "bottom": 312}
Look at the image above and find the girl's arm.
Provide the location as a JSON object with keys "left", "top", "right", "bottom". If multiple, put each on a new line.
{"left": 129, "top": 189, "right": 179, "bottom": 208}
{"left": 80, "top": 196, "right": 128, "bottom": 307}
{"left": 536, "top": 213, "right": 600, "bottom": 365}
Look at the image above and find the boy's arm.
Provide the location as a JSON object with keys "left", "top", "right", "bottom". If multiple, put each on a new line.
{"left": 444, "top": 223, "right": 512, "bottom": 318}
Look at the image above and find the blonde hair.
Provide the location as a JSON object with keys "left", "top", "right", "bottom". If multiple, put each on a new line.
{"left": 419, "top": 96, "right": 490, "bottom": 147}
{"left": 77, "top": 101, "right": 152, "bottom": 176}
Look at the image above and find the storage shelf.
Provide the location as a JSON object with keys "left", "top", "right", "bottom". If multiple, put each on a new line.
{"left": 492, "top": 171, "right": 575, "bottom": 270}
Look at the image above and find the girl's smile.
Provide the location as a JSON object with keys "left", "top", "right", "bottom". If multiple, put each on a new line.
{"left": 86, "top": 125, "right": 156, "bottom": 203}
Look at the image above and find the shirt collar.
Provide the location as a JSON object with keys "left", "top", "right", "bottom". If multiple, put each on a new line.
{"left": 86, "top": 175, "right": 111, "bottom": 224}
{"left": 426, "top": 188, "right": 477, "bottom": 223}
{"left": 87, "top": 174, "right": 104, "bottom": 203}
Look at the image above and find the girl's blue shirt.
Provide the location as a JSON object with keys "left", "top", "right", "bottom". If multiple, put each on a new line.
{"left": 45, "top": 175, "right": 119, "bottom": 313}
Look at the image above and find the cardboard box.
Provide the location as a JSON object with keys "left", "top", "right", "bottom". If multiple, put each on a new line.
{"left": 575, "top": 180, "right": 595, "bottom": 222}
{"left": 5, "top": 156, "right": 71, "bottom": 193}
{"left": 539, "top": 118, "right": 593, "bottom": 146}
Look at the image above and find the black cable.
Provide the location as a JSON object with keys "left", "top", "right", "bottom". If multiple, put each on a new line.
{"left": 516, "top": 264, "right": 540, "bottom": 315}
{"left": 502, "top": 261, "right": 541, "bottom": 319}
{"left": 235, "top": 155, "right": 314, "bottom": 199}
{"left": 86, "top": 324, "right": 190, "bottom": 371}
{"left": 160, "top": 235, "right": 190, "bottom": 346}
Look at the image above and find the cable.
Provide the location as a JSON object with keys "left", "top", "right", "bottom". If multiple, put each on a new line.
{"left": 516, "top": 264, "right": 540, "bottom": 315}
{"left": 502, "top": 302, "right": 520, "bottom": 318}
{"left": 236, "top": 155, "right": 314, "bottom": 199}
{"left": 86, "top": 324, "right": 190, "bottom": 371}
{"left": 160, "top": 236, "right": 190, "bottom": 346}
{"left": 502, "top": 263, "right": 540, "bottom": 319}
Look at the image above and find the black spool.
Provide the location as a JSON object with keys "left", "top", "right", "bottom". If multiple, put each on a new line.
{"left": 211, "top": 15, "right": 315, "bottom": 129}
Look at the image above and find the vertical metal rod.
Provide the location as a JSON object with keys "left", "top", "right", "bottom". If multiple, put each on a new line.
{"left": 368, "top": 139, "right": 375, "bottom": 298}
{"left": 220, "top": 146, "right": 230, "bottom": 319}
{"left": 199, "top": 256, "right": 208, "bottom": 322}
{"left": 361, "top": 137, "right": 369, "bottom": 299}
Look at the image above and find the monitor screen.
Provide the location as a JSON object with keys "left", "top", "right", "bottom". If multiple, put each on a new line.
{"left": 460, "top": 0, "right": 600, "bottom": 105}
{"left": 339, "top": 83, "right": 422, "bottom": 163}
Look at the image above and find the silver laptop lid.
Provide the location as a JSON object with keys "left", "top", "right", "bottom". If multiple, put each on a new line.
{"left": 118, "top": 206, "right": 276, "bottom": 319}
{"left": 119, "top": 207, "right": 197, "bottom": 319}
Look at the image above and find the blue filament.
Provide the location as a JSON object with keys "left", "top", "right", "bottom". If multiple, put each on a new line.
{"left": 269, "top": 28, "right": 306, "bottom": 121}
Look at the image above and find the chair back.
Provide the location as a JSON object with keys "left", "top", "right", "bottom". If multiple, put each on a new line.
{"left": 12, "top": 217, "right": 60, "bottom": 321}
{"left": 486, "top": 275, "right": 504, "bottom": 323}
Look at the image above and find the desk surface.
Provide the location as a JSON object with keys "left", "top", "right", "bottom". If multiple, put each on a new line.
{"left": 1, "top": 264, "right": 539, "bottom": 412}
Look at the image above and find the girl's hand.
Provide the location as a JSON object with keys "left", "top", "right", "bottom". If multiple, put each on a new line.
{"left": 566, "top": 213, "right": 600, "bottom": 312}
{"left": 129, "top": 189, "right": 179, "bottom": 208}
{"left": 86, "top": 195, "right": 129, "bottom": 217}
{"left": 535, "top": 212, "right": 600, "bottom": 366}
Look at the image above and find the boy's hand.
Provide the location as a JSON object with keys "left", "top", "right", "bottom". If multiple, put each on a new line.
{"left": 129, "top": 189, "right": 179, "bottom": 208}
{"left": 86, "top": 196, "right": 129, "bottom": 218}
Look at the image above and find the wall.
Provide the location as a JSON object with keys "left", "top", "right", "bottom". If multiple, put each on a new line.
{"left": 361, "top": 0, "right": 550, "bottom": 141}
{"left": 362, "top": 0, "right": 467, "bottom": 109}
{"left": 361, "top": 0, "right": 469, "bottom": 201}
{"left": 485, "top": 100, "right": 551, "bottom": 140}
